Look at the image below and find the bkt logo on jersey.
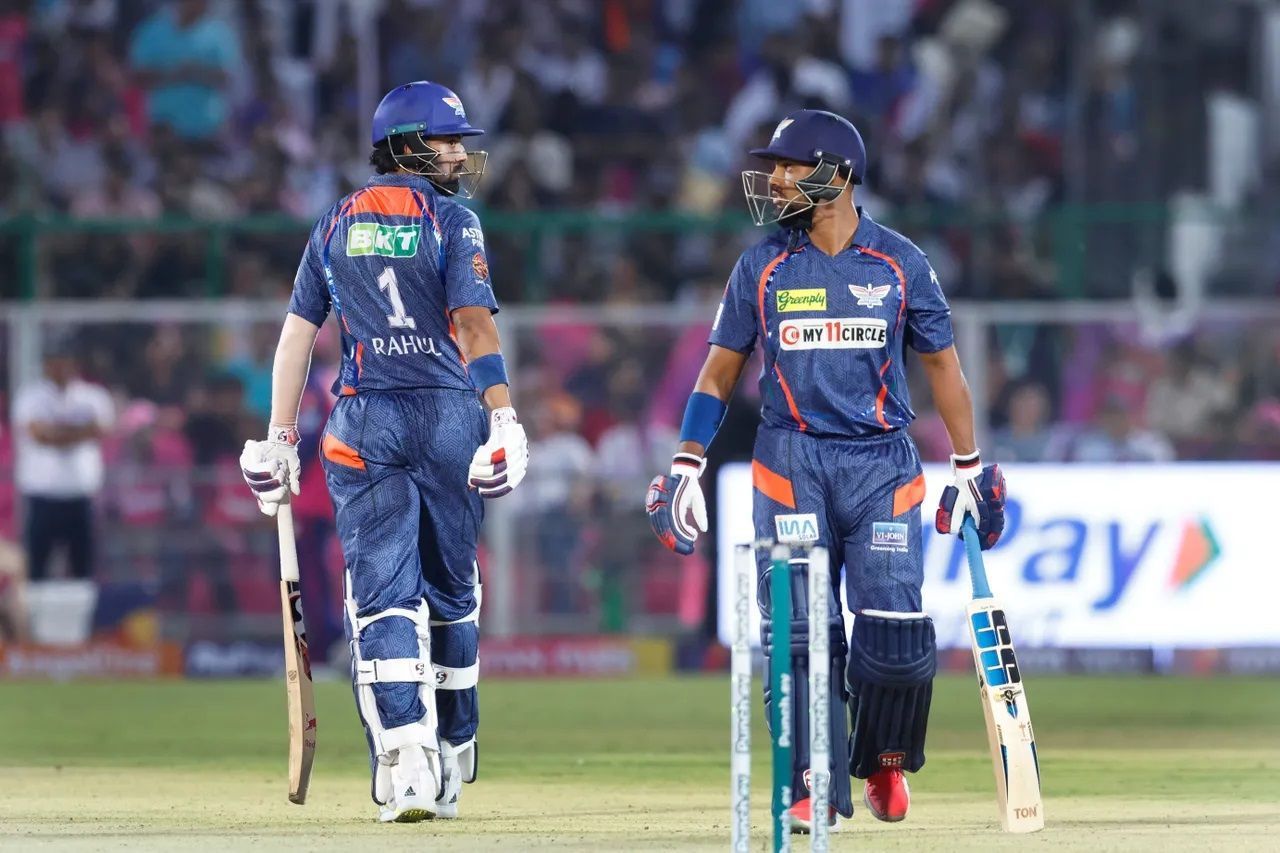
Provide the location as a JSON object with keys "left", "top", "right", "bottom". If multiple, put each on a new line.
{"left": 347, "top": 223, "right": 420, "bottom": 258}
{"left": 779, "top": 318, "right": 887, "bottom": 350}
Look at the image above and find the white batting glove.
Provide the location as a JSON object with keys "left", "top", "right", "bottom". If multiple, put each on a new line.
{"left": 936, "top": 450, "right": 983, "bottom": 533}
{"left": 240, "top": 424, "right": 301, "bottom": 517}
{"left": 645, "top": 453, "right": 708, "bottom": 555}
{"left": 468, "top": 407, "right": 528, "bottom": 498}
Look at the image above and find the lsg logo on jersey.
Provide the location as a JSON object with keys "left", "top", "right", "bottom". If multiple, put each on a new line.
{"left": 850, "top": 283, "right": 891, "bottom": 307}
{"left": 779, "top": 318, "right": 887, "bottom": 350}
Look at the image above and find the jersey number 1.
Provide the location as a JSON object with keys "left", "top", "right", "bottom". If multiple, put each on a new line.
{"left": 378, "top": 267, "right": 416, "bottom": 330}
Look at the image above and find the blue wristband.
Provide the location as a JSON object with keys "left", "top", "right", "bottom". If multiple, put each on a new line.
{"left": 469, "top": 353, "right": 509, "bottom": 393}
{"left": 679, "top": 391, "right": 728, "bottom": 449}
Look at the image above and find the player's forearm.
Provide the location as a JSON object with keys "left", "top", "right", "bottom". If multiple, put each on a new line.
{"left": 920, "top": 345, "right": 977, "bottom": 456}
{"left": 451, "top": 306, "right": 513, "bottom": 411}
{"left": 269, "top": 314, "right": 321, "bottom": 428}
{"left": 676, "top": 346, "right": 749, "bottom": 457}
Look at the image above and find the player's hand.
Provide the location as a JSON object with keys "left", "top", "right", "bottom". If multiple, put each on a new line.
{"left": 240, "top": 425, "right": 301, "bottom": 517}
{"left": 645, "top": 453, "right": 708, "bottom": 556}
{"left": 935, "top": 452, "right": 1006, "bottom": 550}
{"left": 468, "top": 407, "right": 528, "bottom": 498}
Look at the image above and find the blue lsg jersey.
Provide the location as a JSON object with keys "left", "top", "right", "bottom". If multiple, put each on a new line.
{"left": 710, "top": 208, "right": 954, "bottom": 438}
{"left": 288, "top": 172, "right": 498, "bottom": 396}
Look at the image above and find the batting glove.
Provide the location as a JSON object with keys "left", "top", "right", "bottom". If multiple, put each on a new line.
{"left": 468, "top": 407, "right": 528, "bottom": 498}
{"left": 645, "top": 453, "right": 708, "bottom": 556}
{"left": 935, "top": 451, "right": 1007, "bottom": 550}
{"left": 240, "top": 424, "right": 301, "bottom": 517}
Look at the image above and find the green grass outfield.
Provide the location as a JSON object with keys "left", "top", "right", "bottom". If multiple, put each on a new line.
{"left": 1, "top": 675, "right": 1277, "bottom": 851}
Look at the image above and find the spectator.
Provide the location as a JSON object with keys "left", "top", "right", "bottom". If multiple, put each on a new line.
{"left": 1064, "top": 397, "right": 1174, "bottom": 463}
{"left": 128, "top": 0, "right": 241, "bottom": 142}
{"left": 989, "top": 381, "right": 1057, "bottom": 462}
{"left": 11, "top": 345, "right": 113, "bottom": 644}
{"left": 11, "top": 345, "right": 113, "bottom": 582}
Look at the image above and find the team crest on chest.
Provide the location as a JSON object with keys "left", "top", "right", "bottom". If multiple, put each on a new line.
{"left": 850, "top": 283, "right": 891, "bottom": 307}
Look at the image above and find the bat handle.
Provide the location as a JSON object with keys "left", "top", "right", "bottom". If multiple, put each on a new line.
{"left": 960, "top": 517, "right": 993, "bottom": 600}
{"left": 277, "top": 501, "right": 300, "bottom": 583}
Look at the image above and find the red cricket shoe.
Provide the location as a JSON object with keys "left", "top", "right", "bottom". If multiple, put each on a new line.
{"left": 863, "top": 768, "right": 910, "bottom": 822}
{"left": 786, "top": 796, "right": 840, "bottom": 834}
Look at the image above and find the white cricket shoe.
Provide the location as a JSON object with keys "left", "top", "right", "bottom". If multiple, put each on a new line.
{"left": 434, "top": 739, "right": 477, "bottom": 819}
{"left": 383, "top": 745, "right": 441, "bottom": 823}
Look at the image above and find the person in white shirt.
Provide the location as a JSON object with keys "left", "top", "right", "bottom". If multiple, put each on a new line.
{"left": 12, "top": 348, "right": 114, "bottom": 582}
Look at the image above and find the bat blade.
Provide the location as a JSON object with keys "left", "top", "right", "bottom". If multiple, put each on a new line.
{"left": 967, "top": 599, "right": 1044, "bottom": 833}
{"left": 277, "top": 504, "right": 315, "bottom": 805}
{"left": 281, "top": 578, "right": 316, "bottom": 804}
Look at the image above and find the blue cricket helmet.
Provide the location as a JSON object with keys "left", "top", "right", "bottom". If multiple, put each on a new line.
{"left": 370, "top": 81, "right": 484, "bottom": 146}
{"left": 749, "top": 109, "right": 866, "bottom": 184}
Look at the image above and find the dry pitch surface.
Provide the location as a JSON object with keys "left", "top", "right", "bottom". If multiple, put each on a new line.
{"left": 1, "top": 676, "right": 1277, "bottom": 851}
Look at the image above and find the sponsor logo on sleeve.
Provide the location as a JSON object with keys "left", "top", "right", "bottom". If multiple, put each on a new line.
{"left": 779, "top": 318, "right": 886, "bottom": 350}
{"left": 471, "top": 252, "right": 490, "bottom": 281}
{"left": 849, "top": 283, "right": 891, "bottom": 307}
{"left": 775, "top": 513, "right": 820, "bottom": 544}
{"left": 776, "top": 289, "right": 827, "bottom": 313}
{"left": 347, "top": 223, "right": 420, "bottom": 258}
{"left": 461, "top": 226, "right": 485, "bottom": 249}
{"left": 870, "top": 521, "right": 909, "bottom": 553}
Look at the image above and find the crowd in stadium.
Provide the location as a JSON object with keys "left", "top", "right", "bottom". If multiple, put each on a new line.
{"left": 1, "top": 0, "right": 1278, "bottom": 580}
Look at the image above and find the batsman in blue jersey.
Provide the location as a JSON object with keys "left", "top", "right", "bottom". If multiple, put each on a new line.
{"left": 647, "top": 110, "right": 1007, "bottom": 830}
{"left": 239, "top": 82, "right": 528, "bottom": 823}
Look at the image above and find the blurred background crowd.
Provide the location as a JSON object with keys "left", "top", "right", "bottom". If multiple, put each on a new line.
{"left": 2, "top": 0, "right": 1279, "bottom": 650}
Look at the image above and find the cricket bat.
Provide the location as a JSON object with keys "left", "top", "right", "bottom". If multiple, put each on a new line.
{"left": 277, "top": 502, "right": 316, "bottom": 805}
{"left": 961, "top": 518, "right": 1044, "bottom": 833}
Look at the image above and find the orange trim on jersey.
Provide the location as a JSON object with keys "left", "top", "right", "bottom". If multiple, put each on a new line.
{"left": 892, "top": 472, "right": 927, "bottom": 517}
{"left": 858, "top": 245, "right": 908, "bottom": 332}
{"left": 875, "top": 360, "right": 892, "bottom": 430}
{"left": 322, "top": 433, "right": 366, "bottom": 470}
{"left": 345, "top": 185, "right": 421, "bottom": 218}
{"left": 355, "top": 341, "right": 364, "bottom": 377}
{"left": 339, "top": 385, "right": 358, "bottom": 396}
{"left": 859, "top": 246, "right": 909, "bottom": 431}
{"left": 774, "top": 367, "right": 808, "bottom": 431}
{"left": 752, "top": 460, "right": 796, "bottom": 509}
{"left": 755, "top": 249, "right": 808, "bottom": 431}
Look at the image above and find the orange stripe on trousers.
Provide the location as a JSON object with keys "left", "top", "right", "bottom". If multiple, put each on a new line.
{"left": 892, "top": 472, "right": 926, "bottom": 517}
{"left": 322, "top": 433, "right": 366, "bottom": 470}
{"left": 752, "top": 460, "right": 796, "bottom": 509}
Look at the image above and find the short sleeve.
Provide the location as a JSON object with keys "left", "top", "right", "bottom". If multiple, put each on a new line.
{"left": 444, "top": 207, "right": 498, "bottom": 314}
{"left": 287, "top": 217, "right": 331, "bottom": 326}
{"left": 707, "top": 254, "right": 758, "bottom": 354}
{"left": 904, "top": 253, "right": 954, "bottom": 354}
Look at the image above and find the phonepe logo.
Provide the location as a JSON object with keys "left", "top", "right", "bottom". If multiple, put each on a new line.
{"left": 779, "top": 318, "right": 887, "bottom": 350}
{"left": 347, "top": 223, "right": 420, "bottom": 258}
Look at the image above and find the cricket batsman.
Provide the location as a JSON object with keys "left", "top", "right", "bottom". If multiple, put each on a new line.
{"left": 646, "top": 110, "right": 1006, "bottom": 830}
{"left": 239, "top": 82, "right": 528, "bottom": 823}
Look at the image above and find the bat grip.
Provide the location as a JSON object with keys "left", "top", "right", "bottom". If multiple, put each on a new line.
{"left": 960, "top": 517, "right": 993, "bottom": 600}
{"left": 277, "top": 501, "right": 300, "bottom": 583}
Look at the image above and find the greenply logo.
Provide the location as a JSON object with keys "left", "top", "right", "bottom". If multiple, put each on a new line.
{"left": 346, "top": 223, "right": 420, "bottom": 258}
